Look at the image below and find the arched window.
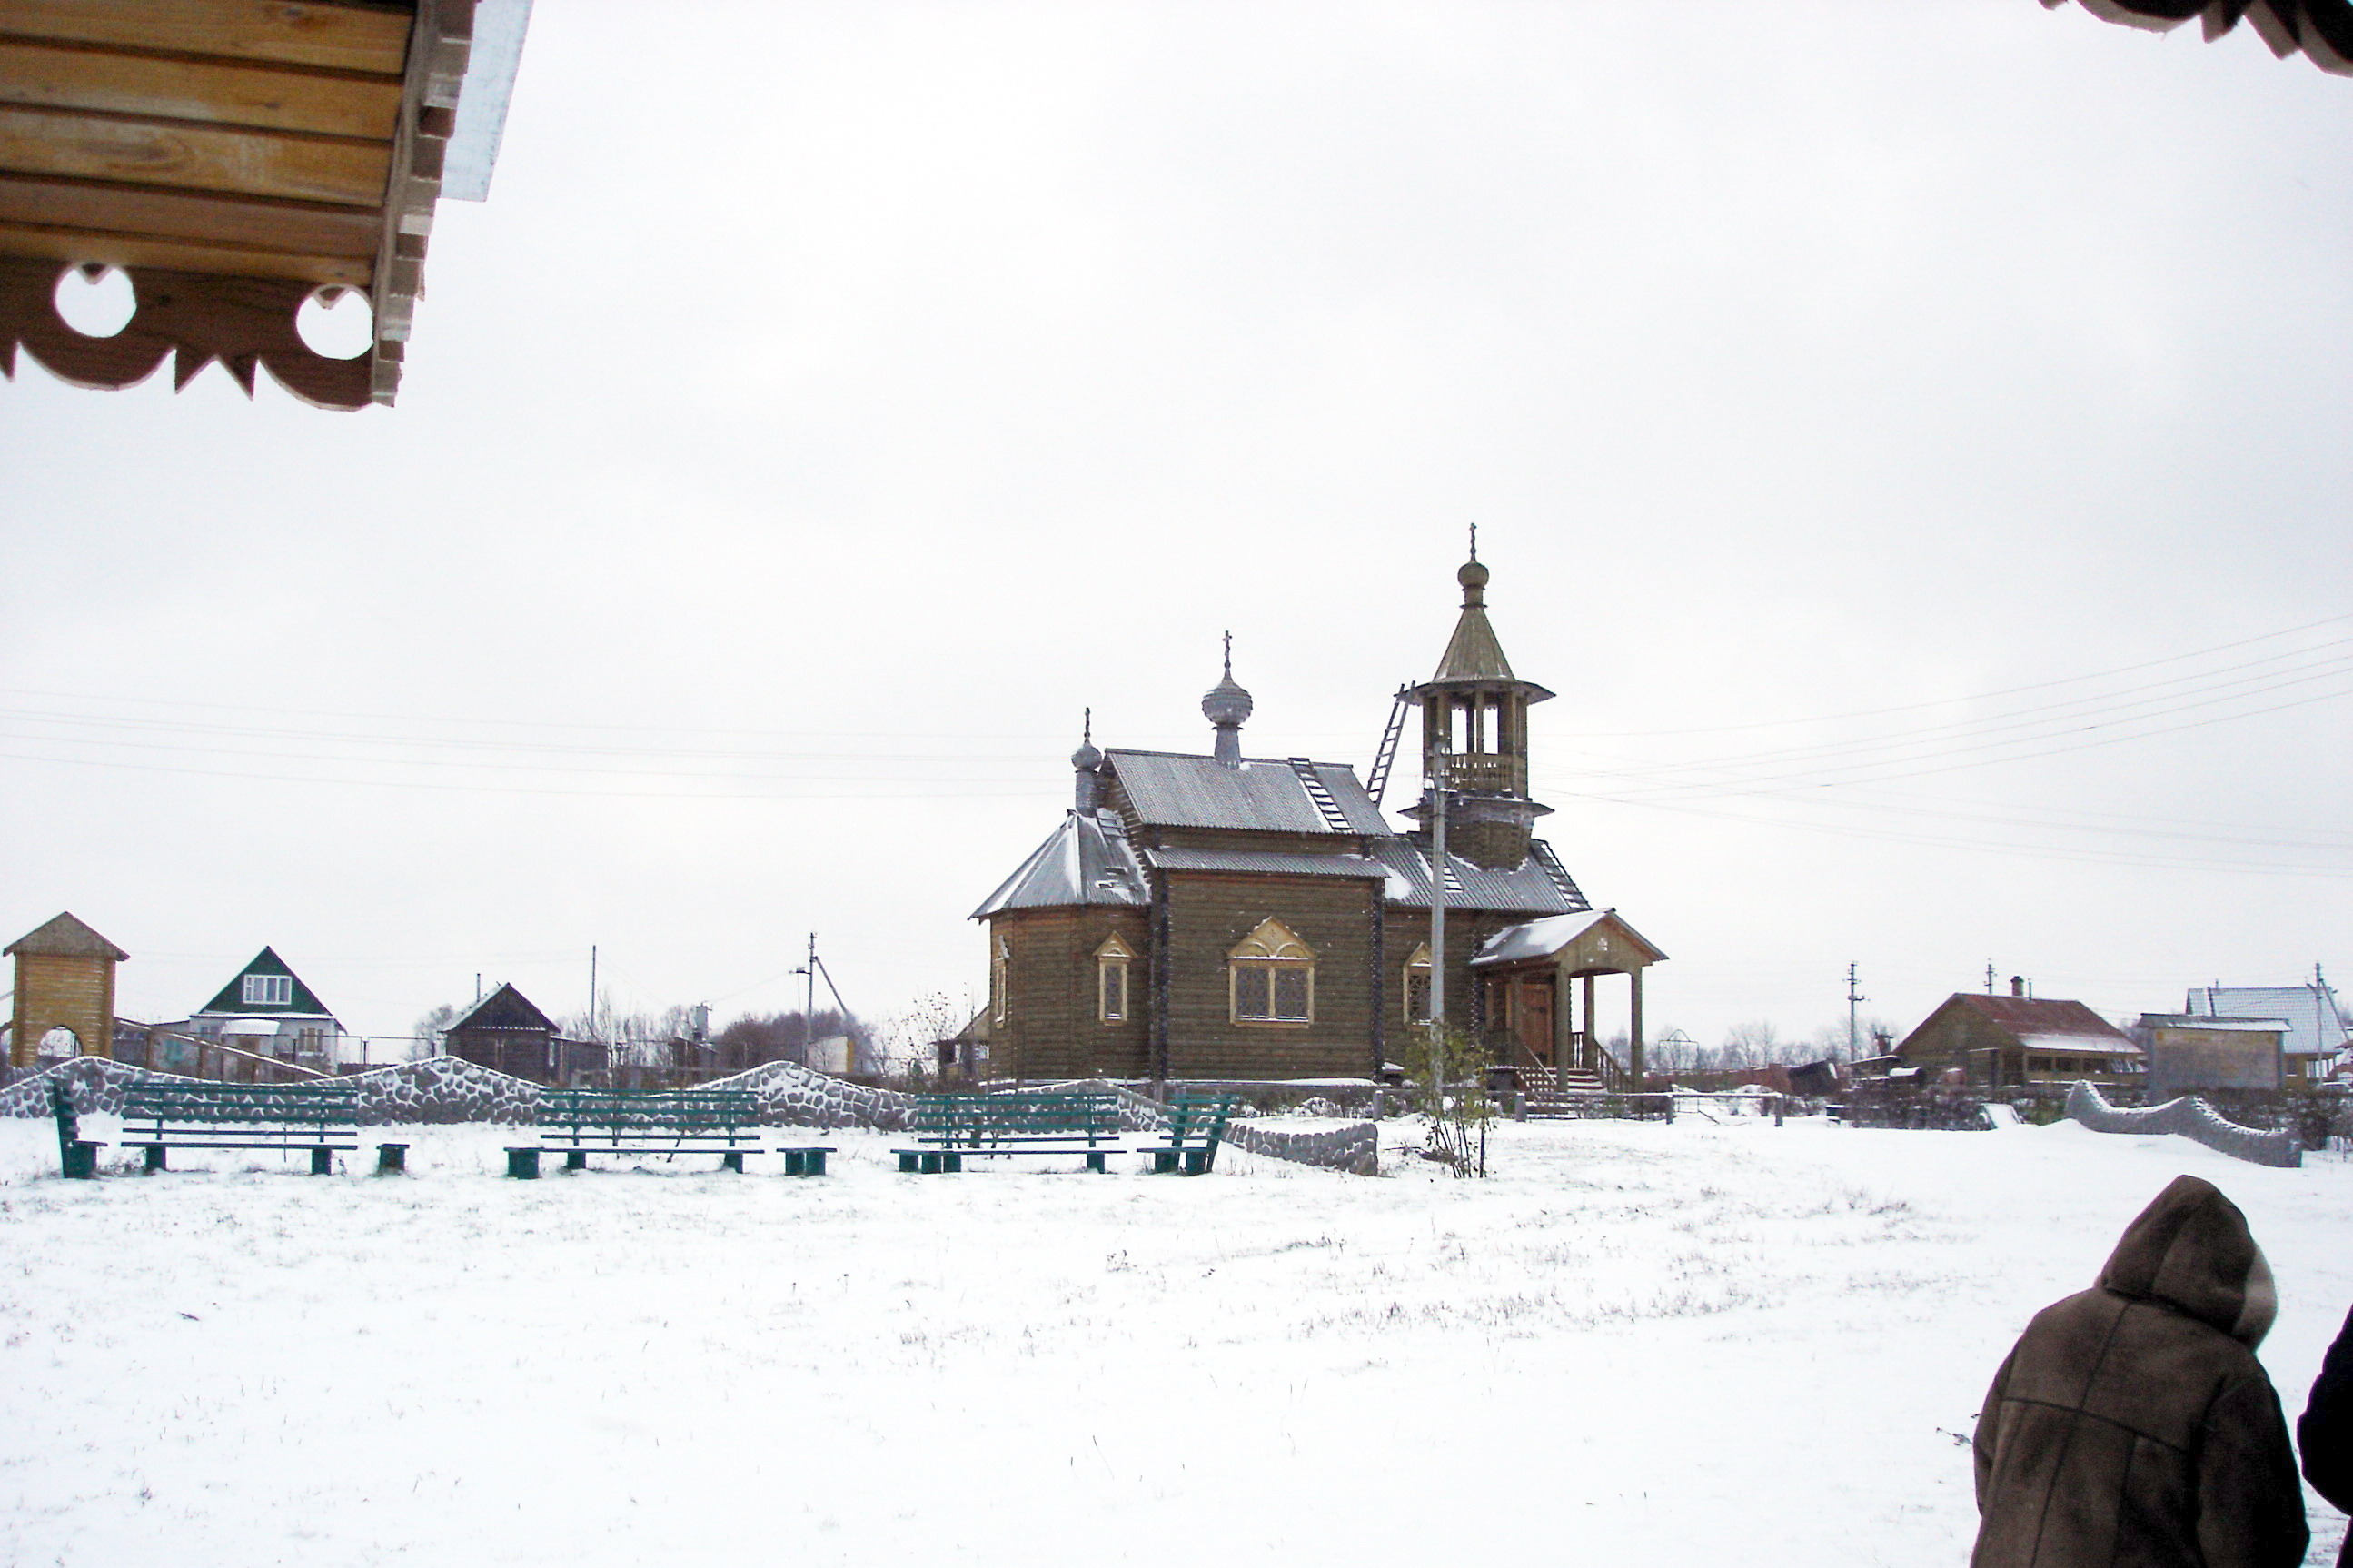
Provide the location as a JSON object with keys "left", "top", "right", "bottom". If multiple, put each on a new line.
{"left": 1096, "top": 934, "right": 1135, "bottom": 1023}
{"left": 1229, "top": 918, "right": 1315, "bottom": 1025}
{"left": 991, "top": 938, "right": 1011, "bottom": 1026}
{"left": 1403, "top": 942, "right": 1433, "bottom": 1025}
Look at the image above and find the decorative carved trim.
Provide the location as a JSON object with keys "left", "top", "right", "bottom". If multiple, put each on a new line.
{"left": 0, "top": 254, "right": 371, "bottom": 411}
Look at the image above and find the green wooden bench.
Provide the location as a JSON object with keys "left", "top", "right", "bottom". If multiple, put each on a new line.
{"left": 894, "top": 1090, "right": 1127, "bottom": 1173}
{"left": 1144, "top": 1091, "right": 1242, "bottom": 1175}
{"left": 507, "top": 1089, "right": 829, "bottom": 1178}
{"left": 119, "top": 1078, "right": 390, "bottom": 1176}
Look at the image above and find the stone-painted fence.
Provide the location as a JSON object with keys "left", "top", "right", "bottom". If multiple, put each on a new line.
{"left": 2, "top": 1057, "right": 1376, "bottom": 1173}
{"left": 1220, "top": 1116, "right": 1381, "bottom": 1176}
{"left": 2066, "top": 1081, "right": 2302, "bottom": 1169}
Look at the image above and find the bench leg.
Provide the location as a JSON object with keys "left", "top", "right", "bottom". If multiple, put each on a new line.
{"left": 144, "top": 1145, "right": 167, "bottom": 1174}
{"left": 721, "top": 1151, "right": 744, "bottom": 1174}
{"left": 1086, "top": 1151, "right": 1107, "bottom": 1174}
{"left": 376, "top": 1144, "right": 408, "bottom": 1175}
{"left": 1185, "top": 1150, "right": 1211, "bottom": 1176}
{"left": 310, "top": 1147, "right": 334, "bottom": 1176}
{"left": 897, "top": 1151, "right": 920, "bottom": 1174}
{"left": 565, "top": 1150, "right": 587, "bottom": 1172}
{"left": 507, "top": 1148, "right": 541, "bottom": 1180}
{"left": 1151, "top": 1150, "right": 1177, "bottom": 1174}
{"left": 804, "top": 1150, "right": 827, "bottom": 1176}
{"left": 63, "top": 1141, "right": 98, "bottom": 1180}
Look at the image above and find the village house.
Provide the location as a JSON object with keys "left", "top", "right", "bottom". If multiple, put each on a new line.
{"left": 179, "top": 947, "right": 354, "bottom": 1073}
{"left": 442, "top": 981, "right": 603, "bottom": 1086}
{"left": 2182, "top": 977, "right": 2348, "bottom": 1084}
{"left": 1894, "top": 984, "right": 2145, "bottom": 1089}
{"left": 972, "top": 549, "right": 1663, "bottom": 1087}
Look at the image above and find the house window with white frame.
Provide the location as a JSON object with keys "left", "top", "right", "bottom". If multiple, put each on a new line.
{"left": 1229, "top": 918, "right": 1315, "bottom": 1025}
{"left": 1403, "top": 942, "right": 1434, "bottom": 1025}
{"left": 1096, "top": 934, "right": 1135, "bottom": 1023}
{"left": 242, "top": 973, "right": 292, "bottom": 1007}
{"left": 991, "top": 938, "right": 1011, "bottom": 1027}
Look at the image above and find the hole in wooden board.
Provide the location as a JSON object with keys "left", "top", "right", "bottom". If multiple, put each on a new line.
{"left": 296, "top": 286, "right": 375, "bottom": 360}
{"left": 52, "top": 265, "right": 135, "bottom": 338}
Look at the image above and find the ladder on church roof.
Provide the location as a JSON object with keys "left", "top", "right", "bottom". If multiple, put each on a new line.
{"left": 1287, "top": 759, "right": 1355, "bottom": 834}
{"left": 1365, "top": 685, "right": 1413, "bottom": 808}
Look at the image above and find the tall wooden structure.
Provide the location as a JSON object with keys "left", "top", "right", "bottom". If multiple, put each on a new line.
{"left": 6, "top": 910, "right": 127, "bottom": 1067}
{"left": 973, "top": 551, "right": 1665, "bottom": 1086}
{"left": 0, "top": 0, "right": 528, "bottom": 409}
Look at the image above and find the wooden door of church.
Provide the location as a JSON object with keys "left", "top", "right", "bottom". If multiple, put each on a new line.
{"left": 1515, "top": 978, "right": 1554, "bottom": 1069}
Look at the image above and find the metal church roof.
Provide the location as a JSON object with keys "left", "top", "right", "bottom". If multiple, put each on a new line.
{"left": 1104, "top": 749, "right": 1358, "bottom": 835}
{"left": 1142, "top": 847, "right": 1390, "bottom": 879}
{"left": 1369, "top": 835, "right": 1590, "bottom": 917}
{"left": 970, "top": 809, "right": 1149, "bottom": 918}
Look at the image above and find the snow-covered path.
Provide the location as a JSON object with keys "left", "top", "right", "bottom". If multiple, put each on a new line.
{"left": 2, "top": 1116, "right": 2346, "bottom": 1566}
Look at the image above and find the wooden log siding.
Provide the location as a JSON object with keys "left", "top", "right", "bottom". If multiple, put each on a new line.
{"left": 9, "top": 951, "right": 115, "bottom": 1067}
{"left": 989, "top": 908, "right": 1150, "bottom": 1082}
{"left": 0, "top": 0, "right": 480, "bottom": 408}
{"left": 1377, "top": 908, "right": 1522, "bottom": 1063}
{"left": 1161, "top": 873, "right": 1377, "bottom": 1081}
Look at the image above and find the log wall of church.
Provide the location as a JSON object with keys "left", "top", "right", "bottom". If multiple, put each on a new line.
{"left": 988, "top": 908, "right": 1150, "bottom": 1082}
{"left": 1377, "top": 908, "right": 1528, "bottom": 1060}
{"left": 1162, "top": 872, "right": 1377, "bottom": 1080}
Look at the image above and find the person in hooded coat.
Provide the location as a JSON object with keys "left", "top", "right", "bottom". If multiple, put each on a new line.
{"left": 1971, "top": 1174, "right": 2308, "bottom": 1568}
{"left": 2302, "top": 1302, "right": 2353, "bottom": 1567}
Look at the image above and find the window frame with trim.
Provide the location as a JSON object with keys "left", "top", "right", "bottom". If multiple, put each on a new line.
{"left": 990, "top": 938, "right": 1011, "bottom": 1027}
{"left": 1228, "top": 918, "right": 1316, "bottom": 1027}
{"left": 1402, "top": 941, "right": 1434, "bottom": 1026}
{"left": 241, "top": 973, "right": 293, "bottom": 1007}
{"left": 1095, "top": 934, "right": 1136, "bottom": 1024}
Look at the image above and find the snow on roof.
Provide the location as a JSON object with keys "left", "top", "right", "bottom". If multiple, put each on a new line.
{"left": 971, "top": 809, "right": 1149, "bottom": 918}
{"left": 2015, "top": 1031, "right": 2142, "bottom": 1057}
{"left": 2140, "top": 1014, "right": 2289, "bottom": 1034}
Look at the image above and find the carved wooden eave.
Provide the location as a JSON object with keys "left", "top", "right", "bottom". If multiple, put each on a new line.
{"left": 0, "top": 0, "right": 508, "bottom": 411}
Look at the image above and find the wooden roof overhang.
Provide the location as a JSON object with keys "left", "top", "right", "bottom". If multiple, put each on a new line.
{"left": 0, "top": 0, "right": 487, "bottom": 410}
{"left": 2045, "top": 0, "right": 2353, "bottom": 76}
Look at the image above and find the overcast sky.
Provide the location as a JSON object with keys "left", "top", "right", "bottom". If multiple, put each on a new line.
{"left": 4, "top": 2, "right": 2349, "bottom": 1055}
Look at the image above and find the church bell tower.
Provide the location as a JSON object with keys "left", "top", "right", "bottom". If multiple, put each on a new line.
{"left": 1402, "top": 537, "right": 1554, "bottom": 870}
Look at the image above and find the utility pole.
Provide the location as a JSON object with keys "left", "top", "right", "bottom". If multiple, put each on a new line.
{"left": 1428, "top": 739, "right": 1449, "bottom": 1119}
{"left": 589, "top": 945, "right": 598, "bottom": 1038}
{"left": 1846, "top": 963, "right": 1866, "bottom": 1061}
{"left": 1985, "top": 962, "right": 1996, "bottom": 996}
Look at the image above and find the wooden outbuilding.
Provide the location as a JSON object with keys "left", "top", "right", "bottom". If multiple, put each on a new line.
{"left": 444, "top": 981, "right": 599, "bottom": 1086}
{"left": 0, "top": 0, "right": 531, "bottom": 409}
{"left": 1896, "top": 989, "right": 2145, "bottom": 1089}
{"left": 6, "top": 910, "right": 127, "bottom": 1067}
{"left": 2134, "top": 1014, "right": 2287, "bottom": 1099}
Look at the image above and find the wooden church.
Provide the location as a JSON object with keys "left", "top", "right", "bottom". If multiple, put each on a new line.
{"left": 972, "top": 548, "right": 1664, "bottom": 1089}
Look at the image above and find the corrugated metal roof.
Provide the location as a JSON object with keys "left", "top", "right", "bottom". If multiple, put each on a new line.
{"left": 1468, "top": 910, "right": 1665, "bottom": 968}
{"left": 1943, "top": 994, "right": 2132, "bottom": 1044}
{"left": 2183, "top": 985, "right": 2348, "bottom": 1059}
{"left": 970, "top": 809, "right": 1148, "bottom": 918}
{"left": 1105, "top": 749, "right": 1339, "bottom": 834}
{"left": 1308, "top": 761, "right": 1394, "bottom": 835}
{"left": 1143, "top": 847, "right": 1389, "bottom": 879}
{"left": 1369, "top": 835, "right": 1591, "bottom": 917}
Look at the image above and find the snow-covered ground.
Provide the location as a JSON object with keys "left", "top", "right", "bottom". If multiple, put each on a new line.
{"left": 2, "top": 1115, "right": 2346, "bottom": 1566}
